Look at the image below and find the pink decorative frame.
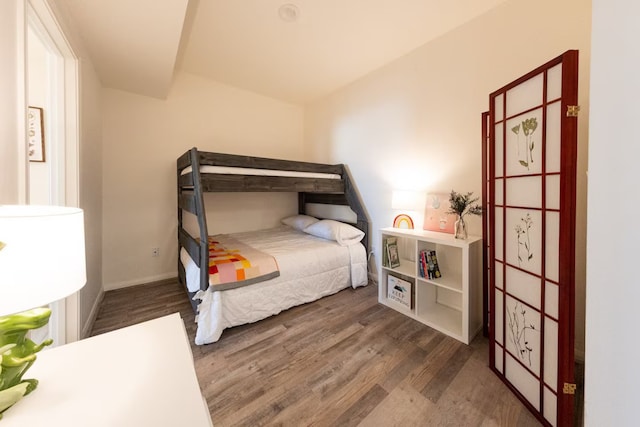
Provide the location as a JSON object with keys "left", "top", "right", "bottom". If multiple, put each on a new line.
{"left": 423, "top": 193, "right": 455, "bottom": 234}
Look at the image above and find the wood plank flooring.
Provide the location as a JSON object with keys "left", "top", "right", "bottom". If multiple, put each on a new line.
{"left": 91, "top": 280, "right": 545, "bottom": 426}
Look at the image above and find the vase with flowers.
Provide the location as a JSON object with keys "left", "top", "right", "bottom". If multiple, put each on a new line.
{"left": 447, "top": 190, "right": 482, "bottom": 239}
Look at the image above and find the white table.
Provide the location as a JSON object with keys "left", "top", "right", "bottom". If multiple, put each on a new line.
{"left": 2, "top": 313, "right": 212, "bottom": 426}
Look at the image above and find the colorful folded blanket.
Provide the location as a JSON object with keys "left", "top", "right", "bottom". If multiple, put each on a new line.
{"left": 207, "top": 234, "right": 280, "bottom": 291}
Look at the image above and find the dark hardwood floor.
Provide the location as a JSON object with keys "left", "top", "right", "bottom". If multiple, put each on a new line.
{"left": 91, "top": 280, "right": 545, "bottom": 426}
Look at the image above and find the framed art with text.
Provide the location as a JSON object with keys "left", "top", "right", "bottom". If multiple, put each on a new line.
{"left": 28, "top": 106, "right": 45, "bottom": 162}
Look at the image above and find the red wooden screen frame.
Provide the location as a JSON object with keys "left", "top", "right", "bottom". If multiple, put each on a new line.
{"left": 487, "top": 50, "right": 578, "bottom": 426}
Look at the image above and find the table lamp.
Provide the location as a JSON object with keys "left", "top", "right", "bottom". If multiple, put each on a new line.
{"left": 0, "top": 205, "right": 86, "bottom": 419}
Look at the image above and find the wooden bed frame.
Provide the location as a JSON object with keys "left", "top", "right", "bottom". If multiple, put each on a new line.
{"left": 177, "top": 147, "right": 370, "bottom": 312}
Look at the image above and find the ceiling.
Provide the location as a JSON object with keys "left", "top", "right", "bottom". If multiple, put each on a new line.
{"left": 61, "top": 0, "right": 508, "bottom": 104}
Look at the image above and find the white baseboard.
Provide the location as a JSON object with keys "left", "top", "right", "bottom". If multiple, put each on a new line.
{"left": 104, "top": 272, "right": 176, "bottom": 291}
{"left": 82, "top": 288, "right": 104, "bottom": 339}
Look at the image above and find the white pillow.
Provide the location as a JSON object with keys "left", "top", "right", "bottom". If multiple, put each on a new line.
{"left": 303, "top": 219, "right": 365, "bottom": 246}
{"left": 281, "top": 214, "right": 319, "bottom": 231}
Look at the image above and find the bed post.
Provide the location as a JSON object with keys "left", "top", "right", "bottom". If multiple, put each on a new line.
{"left": 177, "top": 153, "right": 186, "bottom": 292}
{"left": 298, "top": 193, "right": 306, "bottom": 215}
{"left": 342, "top": 165, "right": 370, "bottom": 256}
{"left": 189, "top": 148, "right": 210, "bottom": 293}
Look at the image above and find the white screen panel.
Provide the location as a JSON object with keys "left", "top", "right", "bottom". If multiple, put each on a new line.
{"left": 544, "top": 317, "right": 559, "bottom": 392}
{"left": 545, "top": 281, "right": 559, "bottom": 319}
{"left": 506, "top": 353, "right": 540, "bottom": 410}
{"left": 495, "top": 288, "right": 504, "bottom": 345}
{"left": 495, "top": 178, "right": 504, "bottom": 206}
{"left": 506, "top": 176, "right": 542, "bottom": 208}
{"left": 495, "top": 93, "right": 504, "bottom": 121}
{"left": 544, "top": 386, "right": 558, "bottom": 427}
{"left": 546, "top": 175, "right": 560, "bottom": 211}
{"left": 495, "top": 123, "right": 504, "bottom": 178}
{"left": 505, "top": 265, "right": 541, "bottom": 310}
{"left": 505, "top": 295, "right": 541, "bottom": 376}
{"left": 495, "top": 343, "right": 504, "bottom": 373}
{"left": 546, "top": 102, "right": 562, "bottom": 173}
{"left": 506, "top": 73, "right": 544, "bottom": 117}
{"left": 506, "top": 108, "right": 544, "bottom": 176}
{"left": 547, "top": 63, "right": 563, "bottom": 101}
{"left": 495, "top": 261, "right": 504, "bottom": 290}
{"left": 495, "top": 207, "right": 504, "bottom": 261}
{"left": 545, "top": 211, "right": 560, "bottom": 283}
{"left": 505, "top": 208, "right": 542, "bottom": 275}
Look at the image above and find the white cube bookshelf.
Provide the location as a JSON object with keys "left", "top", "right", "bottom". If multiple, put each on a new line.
{"left": 380, "top": 227, "right": 483, "bottom": 344}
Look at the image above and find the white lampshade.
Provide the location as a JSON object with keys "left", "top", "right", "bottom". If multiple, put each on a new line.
{"left": 0, "top": 205, "right": 87, "bottom": 316}
{"left": 391, "top": 190, "right": 425, "bottom": 211}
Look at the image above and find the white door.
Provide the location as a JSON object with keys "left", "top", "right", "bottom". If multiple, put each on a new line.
{"left": 26, "top": 0, "right": 81, "bottom": 346}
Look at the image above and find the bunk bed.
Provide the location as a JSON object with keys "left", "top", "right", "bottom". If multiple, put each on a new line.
{"left": 177, "top": 147, "right": 370, "bottom": 344}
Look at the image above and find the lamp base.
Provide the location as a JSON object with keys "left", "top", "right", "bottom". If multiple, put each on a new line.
{"left": 0, "top": 308, "right": 52, "bottom": 419}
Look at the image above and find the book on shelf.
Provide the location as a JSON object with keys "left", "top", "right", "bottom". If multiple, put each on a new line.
{"left": 382, "top": 237, "right": 388, "bottom": 267}
{"left": 429, "top": 250, "right": 442, "bottom": 279}
{"left": 386, "top": 237, "right": 400, "bottom": 268}
{"left": 420, "top": 249, "right": 442, "bottom": 279}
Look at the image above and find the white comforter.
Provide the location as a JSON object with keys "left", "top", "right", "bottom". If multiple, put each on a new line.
{"left": 180, "top": 226, "right": 368, "bottom": 344}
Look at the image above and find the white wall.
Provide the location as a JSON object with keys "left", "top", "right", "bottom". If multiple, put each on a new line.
{"left": 0, "top": 0, "right": 26, "bottom": 204}
{"left": 585, "top": 0, "right": 640, "bottom": 424}
{"left": 305, "top": 0, "right": 591, "bottom": 355}
{"left": 77, "top": 56, "right": 104, "bottom": 337}
{"left": 101, "top": 71, "right": 304, "bottom": 290}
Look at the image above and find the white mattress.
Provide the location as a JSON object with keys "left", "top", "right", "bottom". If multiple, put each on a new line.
{"left": 181, "top": 165, "right": 341, "bottom": 180}
{"left": 180, "top": 226, "right": 367, "bottom": 345}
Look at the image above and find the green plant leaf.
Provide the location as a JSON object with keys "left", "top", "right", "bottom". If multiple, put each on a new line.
{"left": 0, "top": 382, "right": 31, "bottom": 414}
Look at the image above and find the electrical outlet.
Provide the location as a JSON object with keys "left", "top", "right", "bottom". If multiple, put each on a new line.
{"left": 152, "top": 247, "right": 160, "bottom": 257}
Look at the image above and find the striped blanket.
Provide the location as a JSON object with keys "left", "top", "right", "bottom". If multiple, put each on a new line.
{"left": 207, "top": 234, "right": 280, "bottom": 291}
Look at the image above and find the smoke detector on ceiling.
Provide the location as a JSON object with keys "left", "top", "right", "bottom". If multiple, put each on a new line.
{"left": 278, "top": 4, "right": 300, "bottom": 22}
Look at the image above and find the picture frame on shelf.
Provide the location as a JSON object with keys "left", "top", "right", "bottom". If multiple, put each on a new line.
{"left": 387, "top": 274, "right": 413, "bottom": 309}
{"left": 423, "top": 193, "right": 455, "bottom": 234}
{"left": 386, "top": 238, "right": 400, "bottom": 268}
{"left": 28, "top": 106, "right": 45, "bottom": 162}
